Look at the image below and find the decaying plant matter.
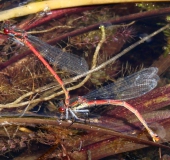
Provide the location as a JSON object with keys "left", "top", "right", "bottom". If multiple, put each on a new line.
{"left": 0, "top": 1, "right": 170, "bottom": 159}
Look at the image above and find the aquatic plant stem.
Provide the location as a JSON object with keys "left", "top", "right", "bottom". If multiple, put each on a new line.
{"left": 70, "top": 24, "right": 170, "bottom": 82}
{"left": 66, "top": 25, "right": 106, "bottom": 92}
{"left": 0, "top": 0, "right": 169, "bottom": 21}
{"left": 19, "top": 6, "right": 95, "bottom": 31}
{"left": 49, "top": 6, "right": 170, "bottom": 44}
{"left": 0, "top": 117, "right": 169, "bottom": 149}
{"left": 1, "top": 6, "right": 170, "bottom": 71}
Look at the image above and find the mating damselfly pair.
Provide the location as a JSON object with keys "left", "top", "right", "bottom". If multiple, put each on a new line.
{"left": 3, "top": 26, "right": 159, "bottom": 142}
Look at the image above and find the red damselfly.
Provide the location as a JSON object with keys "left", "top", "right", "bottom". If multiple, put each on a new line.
{"left": 60, "top": 67, "right": 160, "bottom": 142}
{"left": 3, "top": 26, "right": 88, "bottom": 106}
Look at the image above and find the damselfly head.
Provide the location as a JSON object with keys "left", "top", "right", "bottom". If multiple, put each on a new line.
{"left": 3, "top": 28, "right": 10, "bottom": 34}
{"left": 3, "top": 27, "right": 15, "bottom": 37}
{"left": 58, "top": 106, "right": 66, "bottom": 113}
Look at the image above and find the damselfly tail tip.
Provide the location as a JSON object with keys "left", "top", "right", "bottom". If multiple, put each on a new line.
{"left": 148, "top": 129, "right": 160, "bottom": 142}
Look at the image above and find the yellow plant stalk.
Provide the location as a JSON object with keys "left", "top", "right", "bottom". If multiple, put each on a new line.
{"left": 0, "top": 0, "right": 169, "bottom": 22}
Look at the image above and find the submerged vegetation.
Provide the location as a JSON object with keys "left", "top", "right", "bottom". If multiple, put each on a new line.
{"left": 0, "top": 1, "right": 169, "bottom": 159}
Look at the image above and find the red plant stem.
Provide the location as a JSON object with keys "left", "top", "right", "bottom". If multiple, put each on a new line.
{"left": 0, "top": 117, "right": 168, "bottom": 149}
{"left": 48, "top": 6, "right": 170, "bottom": 44}
{"left": 69, "top": 138, "right": 151, "bottom": 159}
{"left": 0, "top": 117, "right": 169, "bottom": 159}
{"left": 1, "top": 6, "right": 170, "bottom": 70}
{"left": 18, "top": 6, "right": 96, "bottom": 31}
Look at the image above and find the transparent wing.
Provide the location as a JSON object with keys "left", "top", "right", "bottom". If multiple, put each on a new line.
{"left": 27, "top": 35, "right": 88, "bottom": 75}
{"left": 84, "top": 67, "right": 159, "bottom": 100}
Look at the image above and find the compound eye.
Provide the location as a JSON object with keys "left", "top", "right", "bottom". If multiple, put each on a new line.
{"left": 58, "top": 106, "right": 65, "bottom": 113}
{"left": 3, "top": 28, "right": 9, "bottom": 34}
